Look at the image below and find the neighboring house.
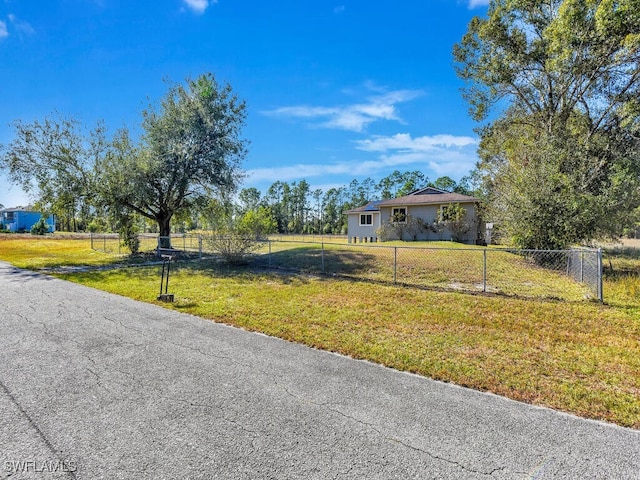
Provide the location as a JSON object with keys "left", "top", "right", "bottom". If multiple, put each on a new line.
{"left": 345, "top": 187, "right": 480, "bottom": 244}
{"left": 0, "top": 207, "right": 55, "bottom": 233}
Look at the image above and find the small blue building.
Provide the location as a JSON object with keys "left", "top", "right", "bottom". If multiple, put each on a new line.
{"left": 0, "top": 207, "right": 55, "bottom": 233}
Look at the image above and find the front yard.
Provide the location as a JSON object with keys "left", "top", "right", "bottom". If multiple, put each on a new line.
{"left": 1, "top": 234, "right": 639, "bottom": 428}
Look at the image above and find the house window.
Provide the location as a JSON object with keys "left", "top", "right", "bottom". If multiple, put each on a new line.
{"left": 391, "top": 207, "right": 407, "bottom": 223}
{"left": 359, "top": 214, "right": 373, "bottom": 226}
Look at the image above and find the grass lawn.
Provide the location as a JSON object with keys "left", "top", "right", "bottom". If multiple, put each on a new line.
{"left": 0, "top": 234, "right": 163, "bottom": 269}
{"left": 1, "top": 235, "right": 639, "bottom": 428}
{"left": 257, "top": 240, "right": 594, "bottom": 300}
{"left": 0, "top": 234, "right": 127, "bottom": 269}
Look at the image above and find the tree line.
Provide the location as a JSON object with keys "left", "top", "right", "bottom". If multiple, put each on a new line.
{"left": 228, "top": 173, "right": 472, "bottom": 236}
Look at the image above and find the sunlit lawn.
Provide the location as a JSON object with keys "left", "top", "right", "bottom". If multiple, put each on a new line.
{"left": 1, "top": 234, "right": 639, "bottom": 428}
{"left": 0, "top": 234, "right": 127, "bottom": 268}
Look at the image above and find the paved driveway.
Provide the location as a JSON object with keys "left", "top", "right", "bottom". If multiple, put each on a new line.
{"left": 0, "top": 261, "right": 638, "bottom": 479}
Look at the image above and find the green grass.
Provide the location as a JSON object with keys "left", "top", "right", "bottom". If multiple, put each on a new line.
{"left": 0, "top": 235, "right": 127, "bottom": 268}
{"left": 603, "top": 242, "right": 640, "bottom": 312}
{"left": 2, "top": 234, "right": 639, "bottom": 428}
{"left": 0, "top": 234, "right": 165, "bottom": 270}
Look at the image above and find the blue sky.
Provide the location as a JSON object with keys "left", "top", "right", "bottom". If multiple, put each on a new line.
{"left": 0, "top": 0, "right": 490, "bottom": 208}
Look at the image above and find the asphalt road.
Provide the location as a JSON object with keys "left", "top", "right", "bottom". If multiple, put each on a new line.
{"left": 0, "top": 261, "right": 639, "bottom": 479}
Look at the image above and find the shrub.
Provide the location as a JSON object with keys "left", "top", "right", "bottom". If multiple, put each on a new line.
{"left": 434, "top": 203, "right": 473, "bottom": 242}
{"left": 376, "top": 215, "right": 429, "bottom": 241}
{"left": 236, "top": 207, "right": 277, "bottom": 240}
{"left": 87, "top": 218, "right": 109, "bottom": 233}
{"left": 206, "top": 233, "right": 259, "bottom": 266}
{"left": 30, "top": 218, "right": 50, "bottom": 235}
{"left": 117, "top": 216, "right": 140, "bottom": 254}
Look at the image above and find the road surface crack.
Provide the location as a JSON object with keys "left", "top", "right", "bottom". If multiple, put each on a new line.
{"left": 0, "top": 379, "right": 77, "bottom": 480}
{"left": 261, "top": 372, "right": 506, "bottom": 477}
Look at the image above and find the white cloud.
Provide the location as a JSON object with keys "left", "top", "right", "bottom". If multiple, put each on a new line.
{"left": 355, "top": 133, "right": 477, "bottom": 152}
{"left": 366, "top": 132, "right": 478, "bottom": 180}
{"left": 247, "top": 162, "right": 354, "bottom": 184}
{"left": 353, "top": 132, "right": 478, "bottom": 178}
{"left": 183, "top": 0, "right": 214, "bottom": 14}
{"left": 468, "top": 0, "right": 490, "bottom": 8}
{"left": 246, "top": 134, "right": 478, "bottom": 186}
{"left": 263, "top": 89, "right": 423, "bottom": 132}
{"left": 7, "top": 14, "right": 35, "bottom": 36}
{"left": 256, "top": 86, "right": 478, "bottom": 187}
{"left": 0, "top": 20, "right": 8, "bottom": 39}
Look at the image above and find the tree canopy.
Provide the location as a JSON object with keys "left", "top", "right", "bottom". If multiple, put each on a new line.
{"left": 0, "top": 74, "right": 247, "bottom": 240}
{"left": 0, "top": 115, "right": 106, "bottom": 231}
{"left": 97, "top": 73, "right": 247, "bottom": 241}
{"left": 454, "top": 0, "right": 640, "bottom": 248}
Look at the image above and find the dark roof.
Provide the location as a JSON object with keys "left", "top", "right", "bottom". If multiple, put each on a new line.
{"left": 345, "top": 200, "right": 383, "bottom": 215}
{"left": 409, "top": 186, "right": 449, "bottom": 195}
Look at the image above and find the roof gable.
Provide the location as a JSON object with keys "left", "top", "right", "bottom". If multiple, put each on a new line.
{"left": 411, "top": 187, "right": 449, "bottom": 195}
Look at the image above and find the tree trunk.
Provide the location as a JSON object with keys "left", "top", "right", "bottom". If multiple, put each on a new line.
{"left": 157, "top": 215, "right": 172, "bottom": 249}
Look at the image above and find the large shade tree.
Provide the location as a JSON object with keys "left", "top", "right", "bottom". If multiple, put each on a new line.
{"left": 454, "top": 0, "right": 640, "bottom": 249}
{"left": 98, "top": 74, "right": 247, "bottom": 244}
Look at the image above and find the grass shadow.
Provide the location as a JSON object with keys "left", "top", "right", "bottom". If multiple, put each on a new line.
{"left": 250, "top": 246, "right": 384, "bottom": 277}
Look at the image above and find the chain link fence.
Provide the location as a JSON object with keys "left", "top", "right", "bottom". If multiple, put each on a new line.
{"left": 251, "top": 240, "right": 603, "bottom": 302}
{"left": 268, "top": 234, "right": 348, "bottom": 243}
{"left": 90, "top": 233, "right": 202, "bottom": 255}
{"left": 90, "top": 233, "right": 603, "bottom": 301}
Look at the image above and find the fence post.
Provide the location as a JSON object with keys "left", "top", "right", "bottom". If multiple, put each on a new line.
{"left": 393, "top": 247, "right": 397, "bottom": 284}
{"left": 103, "top": 235, "right": 106, "bottom": 252}
{"left": 90, "top": 232, "right": 94, "bottom": 250}
{"left": 268, "top": 240, "right": 272, "bottom": 268}
{"left": 580, "top": 251, "right": 584, "bottom": 283}
{"left": 198, "top": 236, "right": 203, "bottom": 260}
{"left": 597, "top": 248, "right": 603, "bottom": 302}
{"left": 321, "top": 242, "right": 325, "bottom": 273}
{"left": 483, "top": 249, "right": 487, "bottom": 293}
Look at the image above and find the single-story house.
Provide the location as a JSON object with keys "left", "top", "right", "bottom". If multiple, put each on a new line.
{"left": 345, "top": 187, "right": 480, "bottom": 244}
{"left": 0, "top": 207, "right": 55, "bottom": 233}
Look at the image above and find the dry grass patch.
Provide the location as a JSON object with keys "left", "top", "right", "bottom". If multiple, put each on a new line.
{"left": 0, "top": 234, "right": 158, "bottom": 270}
